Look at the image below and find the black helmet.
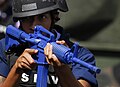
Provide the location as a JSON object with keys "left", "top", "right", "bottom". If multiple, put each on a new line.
{"left": 12, "top": 0, "right": 68, "bottom": 18}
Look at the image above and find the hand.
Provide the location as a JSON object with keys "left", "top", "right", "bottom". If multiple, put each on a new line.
{"left": 14, "top": 49, "right": 38, "bottom": 70}
{"left": 44, "top": 40, "right": 68, "bottom": 66}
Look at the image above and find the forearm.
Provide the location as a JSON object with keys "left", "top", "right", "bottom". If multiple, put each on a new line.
{"left": 1, "top": 65, "right": 23, "bottom": 87}
{"left": 54, "top": 65, "right": 84, "bottom": 87}
{"left": 0, "top": 49, "right": 38, "bottom": 87}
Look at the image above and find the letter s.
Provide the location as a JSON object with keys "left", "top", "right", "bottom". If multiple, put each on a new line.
{"left": 21, "top": 73, "right": 29, "bottom": 82}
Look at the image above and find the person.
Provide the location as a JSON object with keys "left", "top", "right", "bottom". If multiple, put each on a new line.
{"left": 0, "top": 0, "right": 98, "bottom": 87}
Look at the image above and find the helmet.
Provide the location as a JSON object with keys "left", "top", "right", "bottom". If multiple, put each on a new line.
{"left": 12, "top": 0, "right": 68, "bottom": 18}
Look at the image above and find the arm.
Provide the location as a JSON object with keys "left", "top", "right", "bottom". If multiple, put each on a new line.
{"left": 54, "top": 65, "right": 91, "bottom": 87}
{"left": 0, "top": 65, "right": 23, "bottom": 87}
{"left": 0, "top": 49, "right": 38, "bottom": 87}
{"left": 44, "top": 41, "right": 91, "bottom": 87}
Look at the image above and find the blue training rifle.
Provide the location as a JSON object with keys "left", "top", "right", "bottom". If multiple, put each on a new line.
{"left": 5, "top": 25, "right": 101, "bottom": 87}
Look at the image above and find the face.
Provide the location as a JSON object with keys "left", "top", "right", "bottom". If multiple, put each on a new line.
{"left": 20, "top": 12, "right": 52, "bottom": 33}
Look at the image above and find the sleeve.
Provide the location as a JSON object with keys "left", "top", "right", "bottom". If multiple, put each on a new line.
{"left": 0, "top": 39, "right": 9, "bottom": 77}
{"left": 72, "top": 46, "right": 98, "bottom": 87}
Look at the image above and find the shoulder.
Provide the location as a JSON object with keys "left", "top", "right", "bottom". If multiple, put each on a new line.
{"left": 0, "top": 38, "right": 9, "bottom": 77}
{"left": 72, "top": 46, "right": 98, "bottom": 87}
{"left": 77, "top": 46, "right": 95, "bottom": 62}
